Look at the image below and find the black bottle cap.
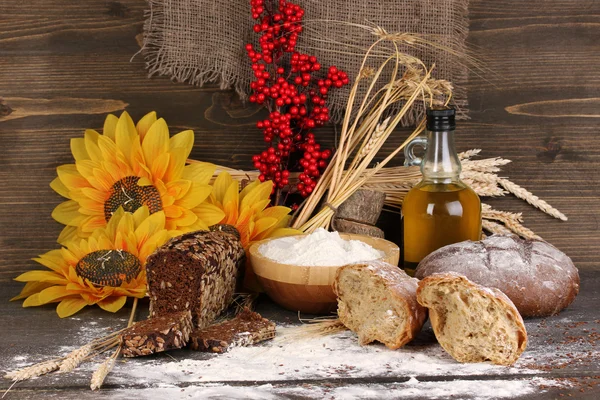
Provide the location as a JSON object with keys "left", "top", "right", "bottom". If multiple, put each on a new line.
{"left": 426, "top": 107, "right": 456, "bottom": 131}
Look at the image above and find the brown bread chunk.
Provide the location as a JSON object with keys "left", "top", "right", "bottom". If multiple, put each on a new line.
{"left": 121, "top": 311, "right": 192, "bottom": 357}
{"left": 146, "top": 225, "right": 245, "bottom": 328}
{"left": 417, "top": 273, "right": 528, "bottom": 366}
{"left": 415, "top": 234, "right": 579, "bottom": 317}
{"left": 333, "top": 261, "right": 427, "bottom": 350}
{"left": 189, "top": 309, "right": 276, "bottom": 353}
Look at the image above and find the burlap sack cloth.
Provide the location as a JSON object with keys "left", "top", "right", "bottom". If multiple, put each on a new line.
{"left": 143, "top": 0, "right": 469, "bottom": 124}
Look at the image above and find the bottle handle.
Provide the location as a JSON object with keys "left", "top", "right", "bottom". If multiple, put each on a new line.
{"left": 404, "top": 137, "right": 428, "bottom": 166}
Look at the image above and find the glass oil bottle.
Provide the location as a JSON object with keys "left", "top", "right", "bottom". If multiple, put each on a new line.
{"left": 401, "top": 107, "right": 481, "bottom": 275}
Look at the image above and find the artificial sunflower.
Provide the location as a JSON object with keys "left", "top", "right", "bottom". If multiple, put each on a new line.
{"left": 51, "top": 111, "right": 224, "bottom": 244}
{"left": 12, "top": 207, "right": 169, "bottom": 318}
{"left": 209, "top": 172, "right": 300, "bottom": 249}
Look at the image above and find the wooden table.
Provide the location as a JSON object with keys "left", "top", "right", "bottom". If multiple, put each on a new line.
{"left": 1, "top": 0, "right": 599, "bottom": 398}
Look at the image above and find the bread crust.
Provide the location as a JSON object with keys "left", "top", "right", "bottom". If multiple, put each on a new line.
{"left": 417, "top": 273, "right": 527, "bottom": 365}
{"left": 333, "top": 260, "right": 427, "bottom": 349}
{"left": 415, "top": 234, "right": 579, "bottom": 317}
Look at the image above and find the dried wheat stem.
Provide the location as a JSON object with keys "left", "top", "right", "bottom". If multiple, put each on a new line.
{"left": 4, "top": 359, "right": 60, "bottom": 382}
{"left": 458, "top": 149, "right": 481, "bottom": 160}
{"left": 59, "top": 344, "right": 92, "bottom": 373}
{"left": 482, "top": 219, "right": 513, "bottom": 235}
{"left": 498, "top": 178, "right": 567, "bottom": 221}
{"left": 90, "top": 347, "right": 120, "bottom": 391}
{"left": 274, "top": 318, "right": 347, "bottom": 344}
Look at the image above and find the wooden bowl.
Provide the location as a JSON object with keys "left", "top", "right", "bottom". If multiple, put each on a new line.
{"left": 248, "top": 233, "right": 400, "bottom": 315}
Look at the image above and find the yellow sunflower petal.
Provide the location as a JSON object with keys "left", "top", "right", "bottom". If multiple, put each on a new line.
{"left": 259, "top": 205, "right": 293, "bottom": 221}
{"left": 81, "top": 187, "right": 108, "bottom": 204}
{"left": 241, "top": 181, "right": 273, "bottom": 211}
{"left": 142, "top": 118, "right": 170, "bottom": 167}
{"left": 103, "top": 113, "right": 119, "bottom": 141}
{"left": 70, "top": 137, "right": 89, "bottom": 162}
{"left": 11, "top": 281, "right": 55, "bottom": 301}
{"left": 23, "top": 293, "right": 43, "bottom": 307}
{"left": 239, "top": 179, "right": 261, "bottom": 200}
{"left": 135, "top": 210, "right": 166, "bottom": 245}
{"left": 212, "top": 172, "right": 234, "bottom": 204}
{"left": 250, "top": 199, "right": 271, "bottom": 214}
{"left": 182, "top": 162, "right": 216, "bottom": 185}
{"left": 52, "top": 200, "right": 86, "bottom": 226}
{"left": 173, "top": 208, "right": 198, "bottom": 227}
{"left": 115, "top": 111, "right": 138, "bottom": 163}
{"left": 15, "top": 270, "right": 67, "bottom": 284}
{"left": 57, "top": 225, "right": 80, "bottom": 244}
{"left": 192, "top": 203, "right": 225, "bottom": 226}
{"left": 50, "top": 177, "right": 70, "bottom": 198}
{"left": 253, "top": 217, "right": 278, "bottom": 236}
{"left": 98, "top": 136, "right": 118, "bottom": 163}
{"left": 132, "top": 206, "right": 151, "bottom": 226}
{"left": 57, "top": 164, "right": 91, "bottom": 191}
{"left": 164, "top": 147, "right": 188, "bottom": 182}
{"left": 164, "top": 205, "right": 183, "bottom": 219}
{"left": 38, "top": 285, "right": 73, "bottom": 304}
{"left": 169, "top": 130, "right": 194, "bottom": 157}
{"left": 177, "top": 183, "right": 212, "bottom": 209}
{"left": 135, "top": 177, "right": 151, "bottom": 187}
{"left": 150, "top": 152, "right": 170, "bottom": 181}
{"left": 57, "top": 297, "right": 89, "bottom": 318}
{"left": 98, "top": 296, "right": 127, "bottom": 313}
{"left": 136, "top": 111, "right": 157, "bottom": 140}
{"left": 84, "top": 129, "right": 103, "bottom": 161}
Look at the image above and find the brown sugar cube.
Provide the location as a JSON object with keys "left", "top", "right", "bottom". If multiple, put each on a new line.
{"left": 120, "top": 311, "right": 193, "bottom": 358}
{"left": 189, "top": 309, "right": 276, "bottom": 353}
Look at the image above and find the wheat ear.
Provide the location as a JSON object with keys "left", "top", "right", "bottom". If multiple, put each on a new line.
{"left": 4, "top": 360, "right": 60, "bottom": 382}
{"left": 59, "top": 344, "right": 93, "bottom": 373}
{"left": 482, "top": 219, "right": 513, "bottom": 235}
{"left": 90, "top": 347, "right": 120, "bottom": 390}
{"left": 498, "top": 178, "right": 567, "bottom": 221}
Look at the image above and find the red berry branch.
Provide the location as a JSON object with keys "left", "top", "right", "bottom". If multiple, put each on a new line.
{"left": 247, "top": 0, "right": 349, "bottom": 201}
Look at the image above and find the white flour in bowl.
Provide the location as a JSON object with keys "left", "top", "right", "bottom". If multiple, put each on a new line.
{"left": 259, "top": 228, "right": 384, "bottom": 266}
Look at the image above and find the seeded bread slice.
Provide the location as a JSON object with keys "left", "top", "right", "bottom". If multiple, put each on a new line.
{"left": 146, "top": 225, "right": 245, "bottom": 328}
{"left": 417, "top": 273, "right": 527, "bottom": 365}
{"left": 333, "top": 261, "right": 427, "bottom": 349}
{"left": 189, "top": 309, "right": 276, "bottom": 353}
{"left": 120, "top": 311, "right": 192, "bottom": 357}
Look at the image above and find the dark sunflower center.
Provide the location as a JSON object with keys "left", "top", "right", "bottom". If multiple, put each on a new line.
{"left": 104, "top": 176, "right": 162, "bottom": 221}
{"left": 76, "top": 250, "right": 141, "bottom": 287}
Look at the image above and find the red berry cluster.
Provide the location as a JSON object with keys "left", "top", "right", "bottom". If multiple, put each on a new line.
{"left": 246, "top": 0, "right": 349, "bottom": 198}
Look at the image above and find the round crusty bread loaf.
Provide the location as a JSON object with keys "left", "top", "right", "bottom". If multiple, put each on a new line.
{"left": 415, "top": 234, "right": 579, "bottom": 317}
{"left": 333, "top": 261, "right": 427, "bottom": 349}
{"left": 417, "top": 273, "right": 528, "bottom": 366}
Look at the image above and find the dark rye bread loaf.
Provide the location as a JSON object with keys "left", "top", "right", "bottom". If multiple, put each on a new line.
{"left": 121, "top": 311, "right": 192, "bottom": 357}
{"left": 189, "top": 309, "right": 276, "bottom": 353}
{"left": 415, "top": 234, "right": 580, "bottom": 317}
{"left": 146, "top": 225, "right": 245, "bottom": 328}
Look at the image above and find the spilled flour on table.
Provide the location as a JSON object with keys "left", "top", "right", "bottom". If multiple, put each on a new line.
{"left": 105, "top": 325, "right": 573, "bottom": 399}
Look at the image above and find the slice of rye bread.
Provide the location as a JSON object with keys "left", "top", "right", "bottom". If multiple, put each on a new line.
{"left": 189, "top": 309, "right": 276, "bottom": 353}
{"left": 417, "top": 273, "right": 528, "bottom": 366}
{"left": 333, "top": 261, "right": 427, "bottom": 350}
{"left": 121, "top": 311, "right": 193, "bottom": 357}
{"left": 146, "top": 225, "right": 245, "bottom": 329}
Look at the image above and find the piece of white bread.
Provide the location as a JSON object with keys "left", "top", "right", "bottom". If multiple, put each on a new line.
{"left": 333, "top": 261, "right": 427, "bottom": 349}
{"left": 417, "top": 273, "right": 527, "bottom": 365}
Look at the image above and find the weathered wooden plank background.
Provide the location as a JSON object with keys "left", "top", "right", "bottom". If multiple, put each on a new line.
{"left": 1, "top": 0, "right": 599, "bottom": 296}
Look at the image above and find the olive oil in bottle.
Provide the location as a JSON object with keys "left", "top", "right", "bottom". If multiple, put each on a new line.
{"left": 402, "top": 107, "right": 481, "bottom": 275}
